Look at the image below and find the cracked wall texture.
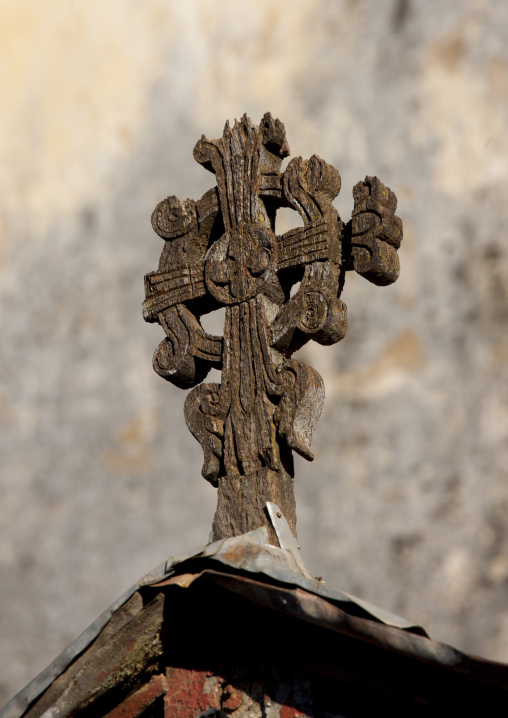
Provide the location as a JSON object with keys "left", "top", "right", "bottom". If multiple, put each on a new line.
{"left": 2, "top": 0, "right": 508, "bottom": 705}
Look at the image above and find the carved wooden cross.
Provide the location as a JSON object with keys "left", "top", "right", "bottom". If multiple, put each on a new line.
{"left": 143, "top": 114, "right": 402, "bottom": 543}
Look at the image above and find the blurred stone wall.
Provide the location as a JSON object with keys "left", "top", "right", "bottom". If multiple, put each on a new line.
{"left": 2, "top": 0, "right": 508, "bottom": 705}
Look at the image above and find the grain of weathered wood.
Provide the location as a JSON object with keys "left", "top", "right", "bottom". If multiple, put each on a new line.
{"left": 144, "top": 114, "right": 403, "bottom": 540}
{"left": 24, "top": 593, "right": 165, "bottom": 718}
{"left": 212, "top": 467, "right": 296, "bottom": 544}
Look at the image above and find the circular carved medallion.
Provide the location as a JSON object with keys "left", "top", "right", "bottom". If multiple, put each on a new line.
{"left": 205, "top": 223, "right": 276, "bottom": 305}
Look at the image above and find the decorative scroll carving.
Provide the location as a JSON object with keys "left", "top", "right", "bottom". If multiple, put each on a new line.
{"left": 143, "top": 113, "right": 403, "bottom": 541}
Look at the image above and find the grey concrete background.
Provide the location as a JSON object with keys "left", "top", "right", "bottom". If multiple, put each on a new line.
{"left": 2, "top": 0, "right": 508, "bottom": 705}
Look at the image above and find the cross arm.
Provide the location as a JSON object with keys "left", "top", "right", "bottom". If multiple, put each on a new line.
{"left": 143, "top": 264, "right": 207, "bottom": 322}
{"left": 276, "top": 220, "right": 332, "bottom": 271}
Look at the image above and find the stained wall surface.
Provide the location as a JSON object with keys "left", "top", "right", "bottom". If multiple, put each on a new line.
{"left": 2, "top": 0, "right": 508, "bottom": 705}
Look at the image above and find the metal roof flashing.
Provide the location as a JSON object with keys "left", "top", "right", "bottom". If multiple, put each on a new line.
{"left": 3, "top": 505, "right": 507, "bottom": 718}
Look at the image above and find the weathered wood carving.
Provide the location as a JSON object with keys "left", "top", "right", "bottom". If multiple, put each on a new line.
{"left": 143, "top": 114, "right": 402, "bottom": 542}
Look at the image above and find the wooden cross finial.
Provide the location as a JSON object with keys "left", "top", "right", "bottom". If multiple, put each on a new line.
{"left": 143, "top": 113, "right": 403, "bottom": 543}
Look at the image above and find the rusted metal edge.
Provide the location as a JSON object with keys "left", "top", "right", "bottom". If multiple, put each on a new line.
{"left": 216, "top": 571, "right": 508, "bottom": 691}
{"left": 151, "top": 569, "right": 508, "bottom": 691}
{"left": 185, "top": 531, "right": 425, "bottom": 632}
{"left": 193, "top": 572, "right": 467, "bottom": 673}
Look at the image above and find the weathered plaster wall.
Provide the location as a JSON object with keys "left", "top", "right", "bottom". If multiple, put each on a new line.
{"left": 2, "top": 0, "right": 508, "bottom": 704}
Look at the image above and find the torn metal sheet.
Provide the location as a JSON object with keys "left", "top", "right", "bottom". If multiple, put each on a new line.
{"left": 185, "top": 533, "right": 424, "bottom": 632}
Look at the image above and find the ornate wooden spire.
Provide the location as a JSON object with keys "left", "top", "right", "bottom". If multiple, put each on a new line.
{"left": 143, "top": 113, "right": 403, "bottom": 543}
